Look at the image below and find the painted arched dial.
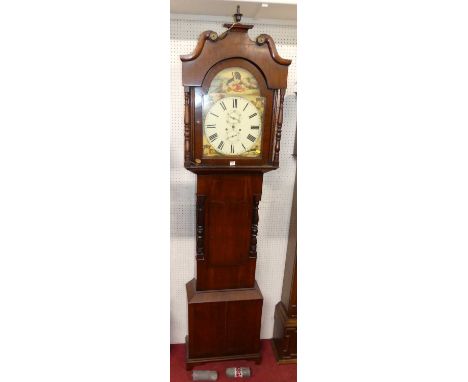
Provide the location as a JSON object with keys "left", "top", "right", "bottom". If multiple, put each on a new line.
{"left": 201, "top": 66, "right": 265, "bottom": 158}
{"left": 204, "top": 96, "right": 261, "bottom": 156}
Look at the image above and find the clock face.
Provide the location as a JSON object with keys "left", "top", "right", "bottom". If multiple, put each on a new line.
{"left": 201, "top": 67, "right": 265, "bottom": 159}
{"left": 203, "top": 96, "right": 261, "bottom": 156}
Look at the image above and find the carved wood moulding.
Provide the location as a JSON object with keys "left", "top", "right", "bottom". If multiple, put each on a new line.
{"left": 273, "top": 89, "right": 285, "bottom": 165}
{"left": 180, "top": 24, "right": 291, "bottom": 89}
{"left": 184, "top": 88, "right": 191, "bottom": 164}
{"left": 196, "top": 195, "right": 206, "bottom": 260}
{"left": 249, "top": 194, "right": 261, "bottom": 259}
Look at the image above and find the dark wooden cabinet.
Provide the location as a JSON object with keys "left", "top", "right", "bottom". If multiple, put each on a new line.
{"left": 186, "top": 280, "right": 263, "bottom": 361}
{"left": 180, "top": 8, "right": 291, "bottom": 370}
{"left": 272, "top": 174, "right": 297, "bottom": 363}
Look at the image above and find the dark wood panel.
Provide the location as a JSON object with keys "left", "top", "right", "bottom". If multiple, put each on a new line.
{"left": 196, "top": 174, "right": 263, "bottom": 290}
{"left": 188, "top": 302, "right": 225, "bottom": 358}
{"left": 196, "top": 260, "right": 256, "bottom": 291}
{"left": 288, "top": 257, "right": 297, "bottom": 317}
{"left": 272, "top": 174, "right": 297, "bottom": 363}
{"left": 206, "top": 199, "right": 251, "bottom": 266}
{"left": 225, "top": 299, "right": 262, "bottom": 355}
{"left": 280, "top": 178, "right": 296, "bottom": 312}
{"left": 186, "top": 279, "right": 263, "bottom": 363}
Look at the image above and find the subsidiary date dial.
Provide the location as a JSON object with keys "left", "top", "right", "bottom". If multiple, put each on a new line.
{"left": 203, "top": 96, "right": 261, "bottom": 156}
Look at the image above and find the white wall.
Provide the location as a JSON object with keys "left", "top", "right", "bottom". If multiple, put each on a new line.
{"left": 170, "top": 16, "right": 297, "bottom": 344}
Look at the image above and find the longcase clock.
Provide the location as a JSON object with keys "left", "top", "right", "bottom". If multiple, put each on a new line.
{"left": 180, "top": 8, "right": 291, "bottom": 369}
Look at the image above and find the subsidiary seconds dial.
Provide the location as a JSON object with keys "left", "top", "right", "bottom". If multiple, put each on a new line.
{"left": 204, "top": 96, "right": 261, "bottom": 156}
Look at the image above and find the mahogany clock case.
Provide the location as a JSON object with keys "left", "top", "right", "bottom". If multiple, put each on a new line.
{"left": 176, "top": 14, "right": 293, "bottom": 369}
{"left": 181, "top": 22, "right": 290, "bottom": 174}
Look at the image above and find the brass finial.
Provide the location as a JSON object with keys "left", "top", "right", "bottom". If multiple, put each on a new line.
{"left": 234, "top": 5, "right": 243, "bottom": 22}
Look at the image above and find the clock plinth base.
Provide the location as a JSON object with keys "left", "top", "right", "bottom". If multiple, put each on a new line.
{"left": 271, "top": 302, "right": 297, "bottom": 364}
{"left": 185, "top": 278, "right": 263, "bottom": 369}
{"left": 185, "top": 336, "right": 261, "bottom": 370}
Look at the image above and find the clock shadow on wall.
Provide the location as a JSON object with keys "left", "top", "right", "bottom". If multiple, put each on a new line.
{"left": 170, "top": 3, "right": 297, "bottom": 371}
